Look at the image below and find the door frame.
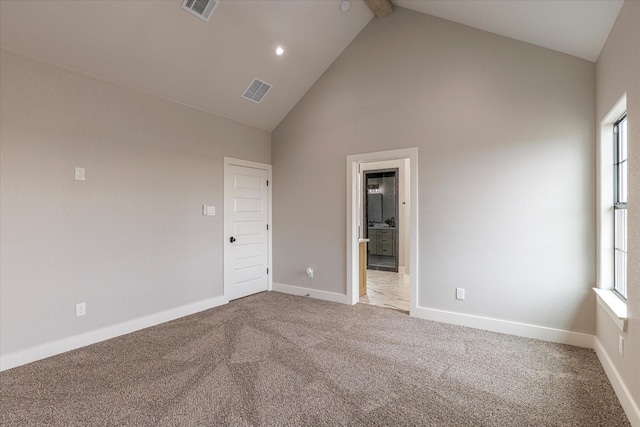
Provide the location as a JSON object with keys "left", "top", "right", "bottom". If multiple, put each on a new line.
{"left": 346, "top": 148, "right": 418, "bottom": 314}
{"left": 224, "top": 157, "right": 273, "bottom": 299}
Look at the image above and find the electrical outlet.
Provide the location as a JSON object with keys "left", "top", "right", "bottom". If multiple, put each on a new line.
{"left": 306, "top": 267, "right": 314, "bottom": 279}
{"left": 456, "top": 288, "right": 465, "bottom": 300}
{"left": 74, "top": 167, "right": 85, "bottom": 181}
{"left": 76, "top": 302, "right": 86, "bottom": 317}
{"left": 619, "top": 335, "right": 624, "bottom": 356}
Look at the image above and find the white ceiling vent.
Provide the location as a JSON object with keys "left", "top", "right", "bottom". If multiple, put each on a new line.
{"left": 181, "top": 0, "right": 219, "bottom": 22}
{"left": 242, "top": 79, "right": 272, "bottom": 104}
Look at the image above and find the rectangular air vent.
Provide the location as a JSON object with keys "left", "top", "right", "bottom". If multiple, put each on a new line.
{"left": 181, "top": 0, "right": 219, "bottom": 22}
{"left": 242, "top": 78, "right": 272, "bottom": 104}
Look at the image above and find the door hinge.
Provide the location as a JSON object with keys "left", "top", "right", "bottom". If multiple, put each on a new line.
{"left": 266, "top": 224, "right": 269, "bottom": 230}
{"left": 266, "top": 180, "right": 269, "bottom": 186}
{"left": 267, "top": 268, "right": 269, "bottom": 274}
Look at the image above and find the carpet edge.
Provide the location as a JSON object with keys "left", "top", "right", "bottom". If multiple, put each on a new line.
{"left": 595, "top": 338, "right": 640, "bottom": 427}
{"left": 0, "top": 295, "right": 229, "bottom": 372}
{"left": 411, "top": 306, "right": 595, "bottom": 348}
{"left": 272, "top": 283, "right": 350, "bottom": 304}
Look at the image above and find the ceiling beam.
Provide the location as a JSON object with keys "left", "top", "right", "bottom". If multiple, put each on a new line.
{"left": 364, "top": 0, "right": 394, "bottom": 18}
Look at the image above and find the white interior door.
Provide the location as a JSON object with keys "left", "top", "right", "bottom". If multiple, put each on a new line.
{"left": 224, "top": 159, "right": 271, "bottom": 300}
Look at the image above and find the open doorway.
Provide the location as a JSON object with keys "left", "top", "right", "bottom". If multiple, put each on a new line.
{"left": 364, "top": 168, "right": 399, "bottom": 272}
{"left": 361, "top": 163, "right": 406, "bottom": 311}
{"left": 346, "top": 148, "right": 418, "bottom": 315}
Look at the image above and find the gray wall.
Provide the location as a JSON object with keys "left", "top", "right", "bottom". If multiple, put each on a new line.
{"left": 0, "top": 49, "right": 270, "bottom": 355}
{"left": 595, "top": 0, "right": 640, "bottom": 410}
{"left": 272, "top": 8, "right": 596, "bottom": 333}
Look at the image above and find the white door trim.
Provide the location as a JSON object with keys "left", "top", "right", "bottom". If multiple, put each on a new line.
{"left": 224, "top": 157, "right": 273, "bottom": 298}
{"left": 346, "top": 148, "right": 418, "bottom": 314}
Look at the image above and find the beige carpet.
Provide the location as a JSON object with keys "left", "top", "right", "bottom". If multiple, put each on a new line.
{"left": 0, "top": 292, "right": 630, "bottom": 426}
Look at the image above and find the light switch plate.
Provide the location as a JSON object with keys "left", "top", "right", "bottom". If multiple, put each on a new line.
{"left": 202, "top": 205, "right": 216, "bottom": 216}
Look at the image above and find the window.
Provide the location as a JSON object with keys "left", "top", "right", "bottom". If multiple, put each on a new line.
{"left": 613, "top": 113, "right": 627, "bottom": 299}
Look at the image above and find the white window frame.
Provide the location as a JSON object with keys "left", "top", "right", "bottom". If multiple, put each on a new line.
{"left": 613, "top": 113, "right": 627, "bottom": 300}
{"left": 595, "top": 95, "right": 628, "bottom": 331}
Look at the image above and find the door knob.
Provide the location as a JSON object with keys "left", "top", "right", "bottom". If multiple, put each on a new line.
{"left": 230, "top": 236, "right": 236, "bottom": 243}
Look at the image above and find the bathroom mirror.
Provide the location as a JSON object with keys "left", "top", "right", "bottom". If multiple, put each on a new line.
{"left": 367, "top": 193, "right": 383, "bottom": 223}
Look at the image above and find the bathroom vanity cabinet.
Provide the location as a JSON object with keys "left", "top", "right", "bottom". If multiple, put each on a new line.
{"left": 367, "top": 228, "right": 395, "bottom": 256}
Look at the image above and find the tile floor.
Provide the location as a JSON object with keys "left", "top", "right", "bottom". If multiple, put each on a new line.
{"left": 359, "top": 269, "right": 409, "bottom": 313}
{"left": 368, "top": 255, "right": 397, "bottom": 269}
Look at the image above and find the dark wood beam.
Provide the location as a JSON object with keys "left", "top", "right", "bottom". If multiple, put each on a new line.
{"left": 364, "top": 0, "right": 394, "bottom": 18}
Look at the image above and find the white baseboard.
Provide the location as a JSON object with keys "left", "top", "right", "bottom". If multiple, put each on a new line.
{"left": 594, "top": 338, "right": 640, "bottom": 427}
{"left": 0, "top": 296, "right": 228, "bottom": 372}
{"left": 411, "top": 306, "right": 595, "bottom": 348}
{"left": 272, "top": 283, "right": 349, "bottom": 304}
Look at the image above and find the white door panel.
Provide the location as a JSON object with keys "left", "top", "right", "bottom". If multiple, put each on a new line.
{"left": 235, "top": 198, "right": 263, "bottom": 213}
{"left": 235, "top": 242, "right": 263, "bottom": 260}
{"left": 224, "top": 160, "right": 270, "bottom": 300}
{"left": 235, "top": 220, "right": 262, "bottom": 235}
{"left": 235, "top": 264, "right": 265, "bottom": 284}
{"left": 234, "top": 173, "right": 263, "bottom": 190}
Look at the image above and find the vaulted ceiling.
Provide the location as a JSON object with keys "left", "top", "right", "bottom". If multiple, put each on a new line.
{"left": 394, "top": 0, "right": 623, "bottom": 63}
{"left": 0, "top": 0, "right": 623, "bottom": 131}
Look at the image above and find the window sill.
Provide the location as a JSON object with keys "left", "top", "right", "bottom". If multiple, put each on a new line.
{"left": 593, "top": 288, "right": 628, "bottom": 332}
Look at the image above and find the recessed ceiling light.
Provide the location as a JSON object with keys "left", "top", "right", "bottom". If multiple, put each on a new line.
{"left": 275, "top": 46, "right": 284, "bottom": 56}
{"left": 340, "top": 1, "right": 351, "bottom": 12}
